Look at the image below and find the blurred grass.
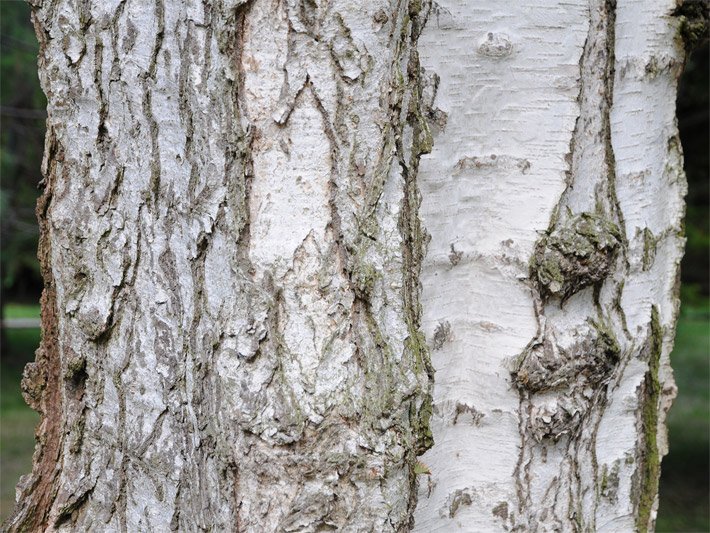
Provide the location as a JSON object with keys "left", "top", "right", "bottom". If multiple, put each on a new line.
{"left": 0, "top": 304, "right": 39, "bottom": 522}
{"left": 0, "top": 302, "right": 707, "bottom": 528}
{"left": 656, "top": 298, "right": 710, "bottom": 533}
{"left": 3, "top": 303, "right": 42, "bottom": 320}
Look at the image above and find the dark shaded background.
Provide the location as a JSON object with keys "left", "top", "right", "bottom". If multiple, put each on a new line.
{"left": 1, "top": 1, "right": 707, "bottom": 530}
{"left": 1, "top": 2, "right": 45, "bottom": 310}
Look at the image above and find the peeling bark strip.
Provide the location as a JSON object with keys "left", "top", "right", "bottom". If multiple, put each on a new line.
{"left": 13, "top": 125, "right": 64, "bottom": 532}
{"left": 415, "top": 0, "right": 685, "bottom": 531}
{"left": 10, "top": 1, "right": 435, "bottom": 531}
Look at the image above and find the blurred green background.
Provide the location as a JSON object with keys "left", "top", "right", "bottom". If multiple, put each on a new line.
{"left": 0, "top": 2, "right": 707, "bottom": 530}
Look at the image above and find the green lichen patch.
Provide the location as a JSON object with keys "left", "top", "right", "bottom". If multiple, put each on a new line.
{"left": 642, "top": 227, "right": 657, "bottom": 271}
{"left": 530, "top": 212, "right": 621, "bottom": 301}
{"left": 600, "top": 460, "right": 621, "bottom": 502}
{"left": 411, "top": 392, "right": 434, "bottom": 454}
{"left": 350, "top": 259, "right": 381, "bottom": 298}
{"left": 672, "top": 0, "right": 709, "bottom": 52}
{"left": 634, "top": 306, "right": 663, "bottom": 532}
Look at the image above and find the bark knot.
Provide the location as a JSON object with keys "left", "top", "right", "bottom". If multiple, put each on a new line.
{"left": 530, "top": 212, "right": 621, "bottom": 302}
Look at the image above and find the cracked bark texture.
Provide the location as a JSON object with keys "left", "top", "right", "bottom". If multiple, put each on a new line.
{"left": 414, "top": 0, "right": 685, "bottom": 531}
{"left": 9, "top": 0, "right": 434, "bottom": 531}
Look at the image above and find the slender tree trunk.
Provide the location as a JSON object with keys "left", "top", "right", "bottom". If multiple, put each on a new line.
{"left": 9, "top": 0, "right": 687, "bottom": 532}
{"left": 10, "top": 1, "right": 434, "bottom": 530}
{"left": 414, "top": 0, "right": 686, "bottom": 531}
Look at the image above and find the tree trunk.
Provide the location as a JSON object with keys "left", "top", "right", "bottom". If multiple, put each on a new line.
{"left": 414, "top": 0, "right": 685, "bottom": 531}
{"left": 9, "top": 0, "right": 686, "bottom": 532}
{"left": 10, "top": 1, "right": 434, "bottom": 531}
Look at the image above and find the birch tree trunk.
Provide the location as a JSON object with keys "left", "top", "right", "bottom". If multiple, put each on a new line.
{"left": 414, "top": 0, "right": 687, "bottom": 531}
{"left": 9, "top": 0, "right": 687, "bottom": 531}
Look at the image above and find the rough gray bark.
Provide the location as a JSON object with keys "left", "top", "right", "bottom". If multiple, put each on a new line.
{"left": 9, "top": 1, "right": 434, "bottom": 531}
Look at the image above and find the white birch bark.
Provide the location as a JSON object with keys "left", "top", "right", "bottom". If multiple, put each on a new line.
{"left": 10, "top": 1, "right": 435, "bottom": 531}
{"left": 414, "top": 1, "right": 686, "bottom": 531}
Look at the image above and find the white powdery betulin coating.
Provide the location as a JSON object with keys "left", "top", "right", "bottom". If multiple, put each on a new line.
{"left": 11, "top": 0, "right": 435, "bottom": 531}
{"left": 414, "top": 0, "right": 685, "bottom": 531}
